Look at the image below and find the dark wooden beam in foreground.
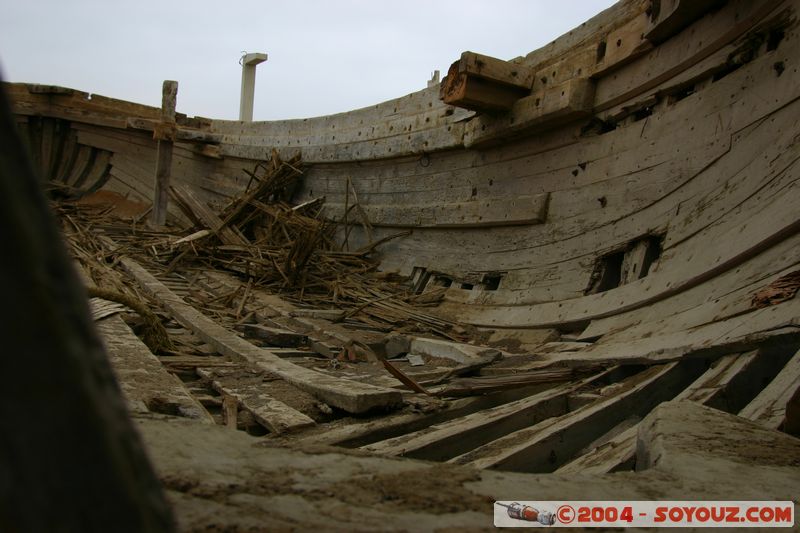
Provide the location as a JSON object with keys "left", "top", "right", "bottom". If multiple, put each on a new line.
{"left": 0, "top": 82, "right": 174, "bottom": 531}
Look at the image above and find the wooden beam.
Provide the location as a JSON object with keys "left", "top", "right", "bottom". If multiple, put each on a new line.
{"left": 739, "top": 347, "right": 800, "bottom": 430}
{"left": 237, "top": 324, "right": 307, "bottom": 347}
{"left": 459, "top": 52, "right": 534, "bottom": 88}
{"left": 323, "top": 193, "right": 550, "bottom": 229}
{"left": 463, "top": 77, "right": 595, "bottom": 147}
{"left": 170, "top": 184, "right": 248, "bottom": 246}
{"left": 440, "top": 52, "right": 533, "bottom": 112}
{"left": 363, "top": 367, "right": 621, "bottom": 461}
{"left": 594, "top": 12, "right": 654, "bottom": 77}
{"left": 555, "top": 352, "right": 758, "bottom": 475}
{"left": 198, "top": 367, "right": 315, "bottom": 434}
{"left": 99, "top": 314, "right": 214, "bottom": 424}
{"left": 452, "top": 360, "right": 702, "bottom": 472}
{"left": 114, "top": 253, "right": 403, "bottom": 414}
{"left": 151, "top": 80, "right": 177, "bottom": 227}
{"left": 126, "top": 117, "right": 222, "bottom": 145}
{"left": 646, "top": 0, "right": 727, "bottom": 44}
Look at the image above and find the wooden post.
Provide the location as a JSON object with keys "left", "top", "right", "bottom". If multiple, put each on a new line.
{"left": 151, "top": 80, "right": 178, "bottom": 227}
{"left": 239, "top": 53, "right": 267, "bottom": 121}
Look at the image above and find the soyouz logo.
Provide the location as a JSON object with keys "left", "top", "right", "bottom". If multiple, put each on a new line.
{"left": 493, "top": 501, "right": 795, "bottom": 528}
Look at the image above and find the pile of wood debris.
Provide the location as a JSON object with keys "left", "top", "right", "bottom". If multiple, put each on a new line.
{"left": 56, "top": 154, "right": 461, "bottom": 339}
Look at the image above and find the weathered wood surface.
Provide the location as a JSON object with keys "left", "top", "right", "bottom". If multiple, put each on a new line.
{"left": 451, "top": 361, "right": 700, "bottom": 472}
{"left": 645, "top": 0, "right": 728, "bottom": 44}
{"left": 440, "top": 52, "right": 533, "bottom": 112}
{"left": 740, "top": 347, "right": 800, "bottom": 430}
{"left": 171, "top": 184, "right": 247, "bottom": 246}
{"left": 463, "top": 78, "right": 595, "bottom": 146}
{"left": 197, "top": 367, "right": 315, "bottom": 433}
{"left": 363, "top": 367, "right": 619, "bottom": 460}
{"left": 151, "top": 80, "right": 177, "bottom": 226}
{"left": 238, "top": 324, "right": 307, "bottom": 348}
{"left": 115, "top": 253, "right": 403, "bottom": 414}
{"left": 534, "top": 298, "right": 800, "bottom": 367}
{"left": 324, "top": 192, "right": 549, "bottom": 228}
{"left": 458, "top": 52, "right": 534, "bottom": 89}
{"left": 98, "top": 314, "right": 213, "bottom": 423}
{"left": 555, "top": 352, "right": 758, "bottom": 475}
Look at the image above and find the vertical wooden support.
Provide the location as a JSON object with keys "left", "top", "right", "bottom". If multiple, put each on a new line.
{"left": 223, "top": 395, "right": 238, "bottom": 430}
{"left": 151, "top": 80, "right": 178, "bottom": 227}
{"left": 239, "top": 53, "right": 267, "bottom": 122}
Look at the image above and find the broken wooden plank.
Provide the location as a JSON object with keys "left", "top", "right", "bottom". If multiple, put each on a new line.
{"left": 290, "top": 308, "right": 346, "bottom": 321}
{"left": 222, "top": 395, "right": 238, "bottom": 430}
{"left": 381, "top": 359, "right": 430, "bottom": 395}
{"left": 409, "top": 336, "right": 500, "bottom": 365}
{"left": 452, "top": 360, "right": 702, "bottom": 472}
{"left": 89, "top": 297, "right": 127, "bottom": 321}
{"left": 436, "top": 367, "right": 590, "bottom": 398}
{"left": 197, "top": 367, "right": 315, "bottom": 434}
{"left": 363, "top": 366, "right": 621, "bottom": 461}
{"left": 170, "top": 184, "right": 248, "bottom": 246}
{"left": 116, "top": 254, "right": 402, "bottom": 414}
{"left": 236, "top": 324, "right": 307, "bottom": 348}
{"left": 751, "top": 269, "right": 800, "bottom": 309}
{"left": 172, "top": 229, "right": 211, "bottom": 246}
{"left": 422, "top": 352, "right": 505, "bottom": 387}
{"left": 97, "top": 314, "right": 213, "bottom": 423}
{"left": 555, "top": 352, "right": 757, "bottom": 475}
{"left": 440, "top": 52, "right": 533, "bottom": 112}
{"left": 458, "top": 52, "right": 534, "bottom": 89}
{"left": 463, "top": 77, "right": 595, "bottom": 147}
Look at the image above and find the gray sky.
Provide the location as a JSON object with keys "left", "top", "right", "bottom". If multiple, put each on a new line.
{"left": 1, "top": 1, "right": 616, "bottom": 121}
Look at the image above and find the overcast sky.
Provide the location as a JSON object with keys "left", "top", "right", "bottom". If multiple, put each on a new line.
{"left": 1, "top": 1, "right": 615, "bottom": 121}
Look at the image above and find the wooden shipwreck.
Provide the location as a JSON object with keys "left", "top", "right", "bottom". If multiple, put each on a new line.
{"left": 2, "top": 0, "right": 799, "bottom": 529}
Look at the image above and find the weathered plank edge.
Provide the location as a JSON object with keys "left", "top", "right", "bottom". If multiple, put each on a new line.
{"left": 113, "top": 252, "right": 403, "bottom": 414}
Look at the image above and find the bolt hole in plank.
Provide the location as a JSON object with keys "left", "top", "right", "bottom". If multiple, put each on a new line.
{"left": 596, "top": 40, "right": 607, "bottom": 62}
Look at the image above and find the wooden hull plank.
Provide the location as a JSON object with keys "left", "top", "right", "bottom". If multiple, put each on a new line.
{"left": 196, "top": 367, "right": 315, "bottom": 434}
{"left": 116, "top": 254, "right": 403, "bottom": 414}
{"left": 555, "top": 351, "right": 759, "bottom": 475}
{"left": 740, "top": 347, "right": 800, "bottom": 430}
{"left": 363, "top": 366, "right": 624, "bottom": 461}
{"left": 98, "top": 314, "right": 214, "bottom": 424}
{"left": 452, "top": 360, "right": 703, "bottom": 472}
